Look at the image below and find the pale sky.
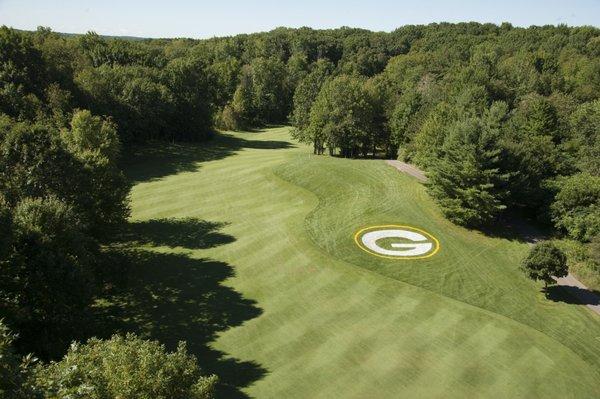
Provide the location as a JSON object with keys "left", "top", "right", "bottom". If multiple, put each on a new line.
{"left": 1, "top": 0, "right": 599, "bottom": 39}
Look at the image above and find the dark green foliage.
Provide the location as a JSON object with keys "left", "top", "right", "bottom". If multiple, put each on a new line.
{"left": 33, "top": 334, "right": 217, "bottom": 399}
{"left": 161, "top": 55, "right": 214, "bottom": 141}
{"left": 0, "top": 117, "right": 129, "bottom": 239}
{"left": 570, "top": 100, "right": 600, "bottom": 175}
{"left": 249, "top": 57, "right": 288, "bottom": 123}
{"left": 0, "top": 26, "right": 45, "bottom": 119}
{"left": 551, "top": 174, "right": 600, "bottom": 242}
{"left": 389, "top": 90, "right": 421, "bottom": 158}
{"left": 0, "top": 321, "right": 37, "bottom": 399}
{"left": 61, "top": 110, "right": 130, "bottom": 237}
{"left": 1, "top": 196, "right": 97, "bottom": 357}
{"left": 427, "top": 115, "right": 509, "bottom": 226}
{"left": 307, "top": 75, "right": 376, "bottom": 157}
{"left": 0, "top": 122, "right": 85, "bottom": 208}
{"left": 502, "top": 94, "right": 569, "bottom": 221}
{"left": 521, "top": 241, "right": 568, "bottom": 289}
{"left": 0, "top": 112, "right": 129, "bottom": 357}
{"left": 219, "top": 65, "right": 254, "bottom": 130}
{"left": 290, "top": 59, "right": 333, "bottom": 151}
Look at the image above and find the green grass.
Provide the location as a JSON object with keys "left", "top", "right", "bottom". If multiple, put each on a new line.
{"left": 108, "top": 126, "right": 600, "bottom": 398}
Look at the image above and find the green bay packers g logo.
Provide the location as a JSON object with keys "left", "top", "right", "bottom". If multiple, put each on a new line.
{"left": 354, "top": 225, "right": 440, "bottom": 259}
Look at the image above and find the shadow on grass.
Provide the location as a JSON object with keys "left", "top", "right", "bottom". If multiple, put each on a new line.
{"left": 478, "top": 212, "right": 551, "bottom": 244}
{"left": 122, "top": 218, "right": 235, "bottom": 249}
{"left": 546, "top": 284, "right": 600, "bottom": 306}
{"left": 124, "top": 131, "right": 295, "bottom": 184}
{"left": 94, "top": 218, "right": 266, "bottom": 398}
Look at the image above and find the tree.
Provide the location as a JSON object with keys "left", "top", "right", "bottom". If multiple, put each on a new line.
{"left": 1, "top": 196, "right": 97, "bottom": 358}
{"left": 307, "top": 75, "right": 375, "bottom": 157}
{"left": 389, "top": 90, "right": 421, "bottom": 159}
{"left": 0, "top": 122, "right": 85, "bottom": 209}
{"left": 0, "top": 321, "right": 36, "bottom": 399}
{"left": 248, "top": 57, "right": 288, "bottom": 123}
{"left": 62, "top": 109, "right": 120, "bottom": 162}
{"left": 33, "top": 334, "right": 217, "bottom": 399}
{"left": 0, "top": 26, "right": 45, "bottom": 119}
{"left": 551, "top": 173, "right": 600, "bottom": 242}
{"left": 61, "top": 110, "right": 129, "bottom": 238}
{"left": 521, "top": 241, "right": 568, "bottom": 290}
{"left": 285, "top": 52, "right": 309, "bottom": 98}
{"left": 412, "top": 102, "right": 455, "bottom": 168}
{"left": 0, "top": 115, "right": 128, "bottom": 240}
{"left": 427, "top": 115, "right": 510, "bottom": 227}
{"left": 209, "top": 57, "right": 241, "bottom": 107}
{"left": 162, "top": 55, "right": 214, "bottom": 141}
{"left": 503, "top": 94, "right": 566, "bottom": 218}
{"left": 570, "top": 100, "right": 600, "bottom": 175}
{"left": 290, "top": 59, "right": 333, "bottom": 151}
{"left": 218, "top": 66, "right": 254, "bottom": 130}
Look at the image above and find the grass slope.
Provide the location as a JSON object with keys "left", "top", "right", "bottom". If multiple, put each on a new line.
{"left": 114, "top": 126, "right": 600, "bottom": 398}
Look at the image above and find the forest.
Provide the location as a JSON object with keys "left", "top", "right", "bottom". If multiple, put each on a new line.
{"left": 1, "top": 22, "right": 600, "bottom": 397}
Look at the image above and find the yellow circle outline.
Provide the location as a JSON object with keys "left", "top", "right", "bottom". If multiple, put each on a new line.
{"left": 354, "top": 224, "right": 440, "bottom": 260}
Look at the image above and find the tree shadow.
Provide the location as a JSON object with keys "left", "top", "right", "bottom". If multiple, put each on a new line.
{"left": 123, "top": 131, "right": 295, "bottom": 184}
{"left": 478, "top": 211, "right": 551, "bottom": 244}
{"left": 122, "top": 218, "right": 235, "bottom": 249}
{"left": 93, "top": 218, "right": 266, "bottom": 397}
{"left": 546, "top": 284, "right": 600, "bottom": 306}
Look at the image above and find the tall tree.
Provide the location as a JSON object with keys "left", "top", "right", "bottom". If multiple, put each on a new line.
{"left": 306, "top": 75, "right": 375, "bottom": 157}
{"left": 551, "top": 173, "right": 600, "bottom": 242}
{"left": 427, "top": 115, "right": 510, "bottom": 227}
{"left": 389, "top": 90, "right": 421, "bottom": 159}
{"left": 61, "top": 110, "right": 129, "bottom": 237}
{"left": 1, "top": 196, "right": 97, "bottom": 358}
{"left": 290, "top": 59, "right": 333, "bottom": 151}
{"left": 570, "top": 100, "right": 600, "bottom": 175}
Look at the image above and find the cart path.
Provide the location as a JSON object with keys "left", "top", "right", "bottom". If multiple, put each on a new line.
{"left": 386, "top": 159, "right": 600, "bottom": 316}
{"left": 554, "top": 274, "right": 600, "bottom": 315}
{"left": 386, "top": 160, "right": 427, "bottom": 182}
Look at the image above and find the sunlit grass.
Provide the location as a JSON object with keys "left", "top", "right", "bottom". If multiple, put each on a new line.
{"left": 122, "top": 126, "right": 600, "bottom": 398}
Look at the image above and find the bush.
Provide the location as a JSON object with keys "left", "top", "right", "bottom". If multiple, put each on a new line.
{"left": 33, "top": 334, "right": 217, "bottom": 399}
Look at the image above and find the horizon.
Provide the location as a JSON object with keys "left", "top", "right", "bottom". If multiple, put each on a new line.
{"left": 5, "top": 21, "right": 600, "bottom": 42}
{"left": 1, "top": 0, "right": 599, "bottom": 39}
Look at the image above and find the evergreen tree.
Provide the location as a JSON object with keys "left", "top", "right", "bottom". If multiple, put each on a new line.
{"left": 428, "top": 116, "right": 509, "bottom": 226}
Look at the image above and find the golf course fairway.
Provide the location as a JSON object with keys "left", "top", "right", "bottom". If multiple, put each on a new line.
{"left": 117, "top": 126, "right": 600, "bottom": 398}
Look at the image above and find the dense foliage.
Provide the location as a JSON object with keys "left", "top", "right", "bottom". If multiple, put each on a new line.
{"left": 0, "top": 325, "right": 217, "bottom": 399}
{"left": 33, "top": 334, "right": 217, "bottom": 399}
{"left": 521, "top": 241, "right": 568, "bottom": 289}
{"left": 1, "top": 21, "right": 600, "bottom": 395}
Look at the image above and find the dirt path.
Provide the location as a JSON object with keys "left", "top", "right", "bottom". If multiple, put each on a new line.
{"left": 386, "top": 159, "right": 600, "bottom": 317}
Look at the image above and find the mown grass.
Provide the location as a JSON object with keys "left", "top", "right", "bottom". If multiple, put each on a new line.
{"left": 107, "top": 126, "right": 600, "bottom": 398}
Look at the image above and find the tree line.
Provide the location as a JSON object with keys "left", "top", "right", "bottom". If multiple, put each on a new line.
{"left": 1, "top": 22, "right": 600, "bottom": 397}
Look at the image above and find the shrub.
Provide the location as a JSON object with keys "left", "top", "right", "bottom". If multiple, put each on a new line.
{"left": 521, "top": 241, "right": 568, "bottom": 290}
{"left": 33, "top": 334, "right": 217, "bottom": 399}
